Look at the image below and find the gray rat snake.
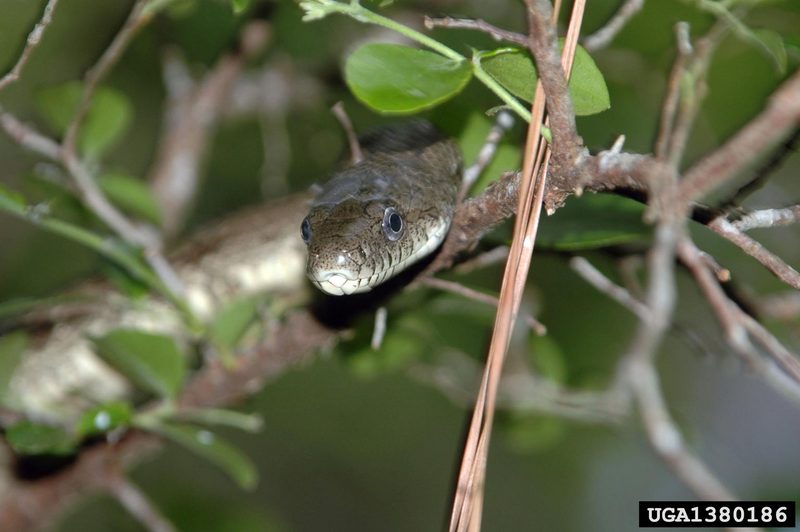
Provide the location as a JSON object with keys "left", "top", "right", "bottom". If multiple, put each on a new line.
{"left": 301, "top": 120, "right": 462, "bottom": 295}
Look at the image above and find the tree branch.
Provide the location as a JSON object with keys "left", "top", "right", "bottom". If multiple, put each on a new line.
{"left": 582, "top": 0, "right": 644, "bottom": 52}
{"left": 526, "top": 0, "right": 582, "bottom": 167}
{"left": 148, "top": 22, "right": 270, "bottom": 237}
{"left": 707, "top": 216, "right": 800, "bottom": 290}
{"left": 0, "top": 311, "right": 336, "bottom": 531}
{"left": 678, "top": 70, "right": 800, "bottom": 203}
{"left": 62, "top": 0, "right": 150, "bottom": 154}
{"left": 423, "top": 16, "right": 527, "bottom": 47}
{"left": 0, "top": 0, "right": 61, "bottom": 91}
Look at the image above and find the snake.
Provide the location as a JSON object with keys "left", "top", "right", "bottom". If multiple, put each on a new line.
{"left": 301, "top": 120, "right": 462, "bottom": 296}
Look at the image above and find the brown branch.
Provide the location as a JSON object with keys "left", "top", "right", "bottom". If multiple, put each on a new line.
{"left": 678, "top": 70, "right": 800, "bottom": 203}
{"left": 654, "top": 22, "right": 691, "bottom": 161}
{"left": 569, "top": 256, "right": 651, "bottom": 321}
{"left": 429, "top": 149, "right": 661, "bottom": 273}
{"left": 707, "top": 217, "right": 800, "bottom": 290}
{"left": 108, "top": 476, "right": 175, "bottom": 532}
{"left": 331, "top": 102, "right": 363, "bottom": 164}
{"left": 0, "top": 311, "right": 335, "bottom": 531}
{"left": 664, "top": 24, "right": 726, "bottom": 169}
{"left": 62, "top": 0, "right": 150, "bottom": 154}
{"left": 0, "top": 0, "right": 61, "bottom": 91}
{"left": 0, "top": 112, "right": 61, "bottom": 159}
{"left": 149, "top": 22, "right": 270, "bottom": 237}
{"left": 582, "top": 0, "right": 644, "bottom": 52}
{"left": 677, "top": 238, "right": 800, "bottom": 403}
{"left": 526, "top": 0, "right": 582, "bottom": 167}
{"left": 624, "top": 217, "right": 738, "bottom": 501}
{"left": 421, "top": 277, "right": 546, "bottom": 335}
{"left": 0, "top": 0, "right": 189, "bottom": 300}
{"left": 460, "top": 111, "right": 515, "bottom": 197}
{"left": 732, "top": 205, "right": 800, "bottom": 231}
{"left": 719, "top": 128, "right": 800, "bottom": 208}
{"left": 423, "top": 16, "right": 527, "bottom": 47}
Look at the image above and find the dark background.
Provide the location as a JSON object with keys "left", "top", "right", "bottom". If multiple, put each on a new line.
{"left": 1, "top": 0, "right": 799, "bottom": 530}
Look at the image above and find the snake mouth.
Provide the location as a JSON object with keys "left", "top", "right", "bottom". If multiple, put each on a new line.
{"left": 309, "top": 270, "right": 369, "bottom": 296}
{"left": 308, "top": 217, "right": 450, "bottom": 296}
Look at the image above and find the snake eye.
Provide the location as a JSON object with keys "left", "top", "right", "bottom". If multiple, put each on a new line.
{"left": 300, "top": 217, "right": 312, "bottom": 244}
{"left": 382, "top": 207, "right": 404, "bottom": 241}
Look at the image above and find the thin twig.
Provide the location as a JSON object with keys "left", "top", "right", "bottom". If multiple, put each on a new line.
{"left": 731, "top": 205, "right": 800, "bottom": 231}
{"left": 697, "top": 249, "right": 730, "bottom": 282}
{"left": 453, "top": 246, "right": 509, "bottom": 275}
{"left": 62, "top": 0, "right": 150, "bottom": 154}
{"left": 370, "top": 306, "right": 388, "bottom": 350}
{"left": 708, "top": 217, "right": 800, "bottom": 290}
{"left": 423, "top": 16, "right": 527, "bottom": 47}
{"left": 678, "top": 70, "right": 800, "bottom": 203}
{"left": 149, "top": 22, "right": 269, "bottom": 236}
{"left": 625, "top": 218, "right": 737, "bottom": 501}
{"left": 718, "top": 128, "right": 800, "bottom": 208}
{"left": 677, "top": 238, "right": 800, "bottom": 403}
{"left": 664, "top": 23, "right": 727, "bottom": 168}
{"left": 422, "top": 277, "right": 546, "bottom": 335}
{"left": 0, "top": 2, "right": 188, "bottom": 302}
{"left": 569, "top": 256, "right": 651, "bottom": 321}
{"left": 108, "top": 476, "right": 175, "bottom": 532}
{"left": 331, "top": 101, "right": 363, "bottom": 164}
{"left": 0, "top": 0, "right": 61, "bottom": 91}
{"left": 628, "top": 355, "right": 738, "bottom": 500}
{"left": 0, "top": 112, "right": 61, "bottom": 159}
{"left": 582, "top": 0, "right": 644, "bottom": 52}
{"left": 409, "top": 352, "right": 629, "bottom": 424}
{"left": 655, "top": 22, "right": 691, "bottom": 160}
{"left": 461, "top": 111, "right": 515, "bottom": 198}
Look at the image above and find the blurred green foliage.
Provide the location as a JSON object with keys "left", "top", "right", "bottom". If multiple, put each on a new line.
{"left": 1, "top": 0, "right": 799, "bottom": 530}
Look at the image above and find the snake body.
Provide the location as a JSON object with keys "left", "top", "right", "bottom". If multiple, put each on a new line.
{"left": 302, "top": 121, "right": 462, "bottom": 295}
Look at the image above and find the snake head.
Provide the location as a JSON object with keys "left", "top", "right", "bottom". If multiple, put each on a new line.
{"left": 302, "top": 198, "right": 419, "bottom": 295}
{"left": 301, "top": 121, "right": 460, "bottom": 296}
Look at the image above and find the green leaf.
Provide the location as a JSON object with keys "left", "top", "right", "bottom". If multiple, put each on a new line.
{"left": 752, "top": 29, "right": 787, "bottom": 74}
{"left": 569, "top": 45, "right": 612, "bottom": 116}
{"left": 6, "top": 420, "right": 77, "bottom": 455}
{"left": 0, "top": 331, "right": 28, "bottom": 405}
{"left": 75, "top": 401, "right": 134, "bottom": 438}
{"left": 35, "top": 82, "right": 133, "bottom": 161}
{"left": 0, "top": 183, "right": 26, "bottom": 211}
{"left": 209, "top": 297, "right": 260, "bottom": 351}
{"left": 345, "top": 43, "right": 472, "bottom": 114}
{"left": 99, "top": 172, "right": 162, "bottom": 225}
{"left": 154, "top": 423, "right": 258, "bottom": 490}
{"left": 231, "top": 0, "right": 250, "bottom": 14}
{"left": 92, "top": 329, "right": 186, "bottom": 399}
{"left": 0, "top": 183, "right": 164, "bottom": 297}
{"left": 480, "top": 45, "right": 610, "bottom": 116}
{"left": 480, "top": 50, "right": 537, "bottom": 102}
{"left": 538, "top": 194, "right": 650, "bottom": 250}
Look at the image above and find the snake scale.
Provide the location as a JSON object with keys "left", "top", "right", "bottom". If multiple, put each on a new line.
{"left": 7, "top": 121, "right": 461, "bottom": 422}
{"left": 302, "top": 120, "right": 462, "bottom": 295}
